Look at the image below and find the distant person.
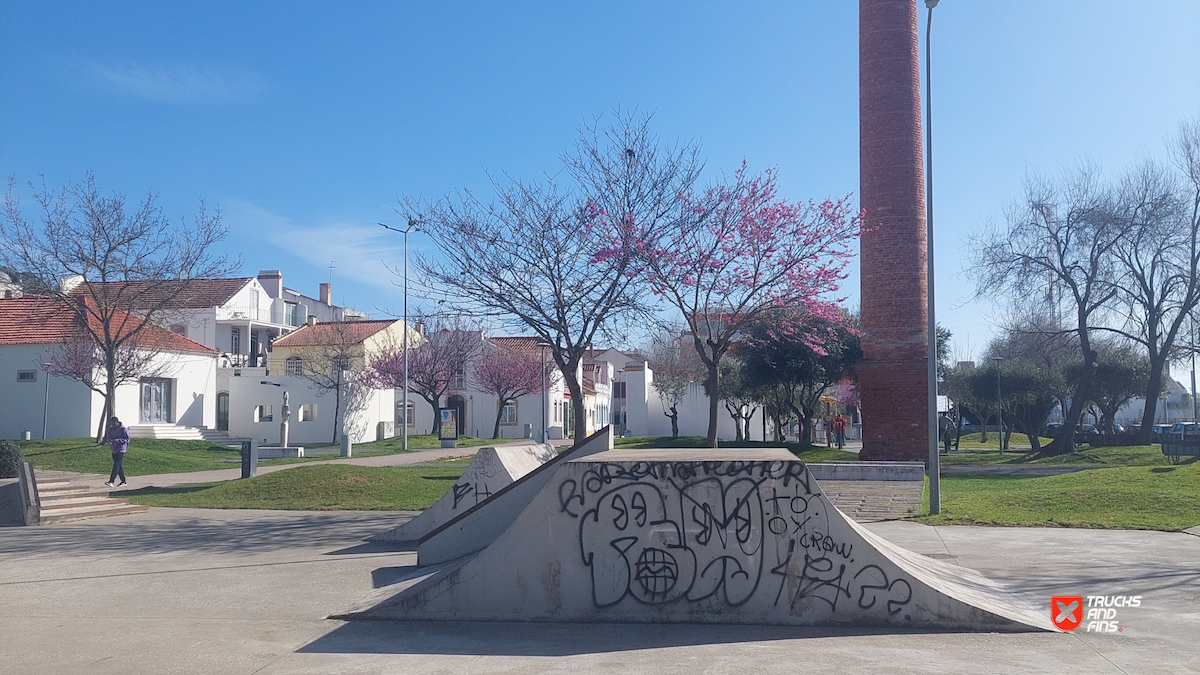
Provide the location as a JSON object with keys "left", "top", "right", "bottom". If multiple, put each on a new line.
{"left": 825, "top": 421, "right": 833, "bottom": 447}
{"left": 939, "top": 413, "right": 955, "bottom": 454}
{"left": 105, "top": 417, "right": 129, "bottom": 488}
{"left": 833, "top": 416, "right": 847, "bottom": 449}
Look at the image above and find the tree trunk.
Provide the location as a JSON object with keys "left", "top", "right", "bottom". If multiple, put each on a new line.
{"left": 94, "top": 396, "right": 110, "bottom": 445}
{"left": 562, "top": 367, "right": 586, "bottom": 447}
{"left": 425, "top": 395, "right": 441, "bottom": 436}
{"left": 492, "top": 400, "right": 505, "bottom": 439}
{"left": 668, "top": 408, "right": 679, "bottom": 438}
{"left": 726, "top": 402, "right": 743, "bottom": 441}
{"left": 331, "top": 384, "right": 343, "bottom": 444}
{"left": 705, "top": 363, "right": 720, "bottom": 447}
{"left": 1137, "top": 358, "right": 1167, "bottom": 444}
{"left": 1049, "top": 362, "right": 1095, "bottom": 455}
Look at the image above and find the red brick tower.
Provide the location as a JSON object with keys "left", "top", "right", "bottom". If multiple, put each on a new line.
{"left": 858, "top": 0, "right": 928, "bottom": 461}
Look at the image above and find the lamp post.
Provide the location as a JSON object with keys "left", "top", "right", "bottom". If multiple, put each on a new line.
{"left": 380, "top": 218, "right": 422, "bottom": 453}
{"left": 538, "top": 341, "right": 550, "bottom": 443}
{"left": 41, "top": 363, "right": 51, "bottom": 440}
{"left": 924, "top": 0, "right": 941, "bottom": 513}
{"left": 991, "top": 356, "right": 1005, "bottom": 452}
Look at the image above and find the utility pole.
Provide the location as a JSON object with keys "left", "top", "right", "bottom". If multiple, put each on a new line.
{"left": 924, "top": 0, "right": 940, "bottom": 513}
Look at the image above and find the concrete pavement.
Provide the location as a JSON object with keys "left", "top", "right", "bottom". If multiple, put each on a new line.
{"left": 2, "top": 507, "right": 1197, "bottom": 674}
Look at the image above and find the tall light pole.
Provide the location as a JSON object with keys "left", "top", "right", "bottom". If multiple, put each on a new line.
{"left": 924, "top": 0, "right": 941, "bottom": 513}
{"left": 380, "top": 218, "right": 421, "bottom": 453}
{"left": 538, "top": 342, "right": 549, "bottom": 443}
{"left": 42, "top": 363, "right": 51, "bottom": 440}
{"left": 992, "top": 356, "right": 1005, "bottom": 452}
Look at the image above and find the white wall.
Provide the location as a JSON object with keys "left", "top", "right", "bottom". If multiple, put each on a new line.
{"left": 223, "top": 373, "right": 393, "bottom": 446}
{"left": 0, "top": 344, "right": 217, "bottom": 440}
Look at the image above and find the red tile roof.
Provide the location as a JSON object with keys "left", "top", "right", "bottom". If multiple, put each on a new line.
{"left": 70, "top": 278, "right": 253, "bottom": 309}
{"left": 0, "top": 296, "right": 217, "bottom": 354}
{"left": 271, "top": 319, "right": 397, "bottom": 348}
{"left": 486, "top": 336, "right": 548, "bottom": 354}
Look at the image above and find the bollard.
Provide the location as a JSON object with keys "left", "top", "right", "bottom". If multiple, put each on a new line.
{"left": 240, "top": 439, "right": 259, "bottom": 478}
{"left": 340, "top": 434, "right": 352, "bottom": 458}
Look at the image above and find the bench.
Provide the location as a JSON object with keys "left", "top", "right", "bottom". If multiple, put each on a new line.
{"left": 1160, "top": 439, "right": 1200, "bottom": 464}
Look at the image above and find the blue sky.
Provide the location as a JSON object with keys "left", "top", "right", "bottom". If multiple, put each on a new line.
{"left": 2, "top": 1, "right": 1198, "bottom": 359}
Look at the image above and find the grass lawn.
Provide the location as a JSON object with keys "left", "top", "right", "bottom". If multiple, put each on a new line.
{"left": 18, "top": 437, "right": 249, "bottom": 476}
{"left": 917, "top": 460, "right": 1200, "bottom": 531}
{"left": 123, "top": 464, "right": 466, "bottom": 511}
{"left": 612, "top": 435, "right": 859, "bottom": 464}
{"left": 952, "top": 432, "right": 1055, "bottom": 449}
{"left": 941, "top": 444, "right": 1170, "bottom": 468}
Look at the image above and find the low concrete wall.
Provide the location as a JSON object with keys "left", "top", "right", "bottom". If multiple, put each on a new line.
{"left": 809, "top": 462, "right": 925, "bottom": 481}
{"left": 0, "top": 479, "right": 24, "bottom": 526}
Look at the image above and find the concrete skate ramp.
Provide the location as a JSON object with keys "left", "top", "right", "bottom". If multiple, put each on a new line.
{"left": 374, "top": 442, "right": 557, "bottom": 542}
{"left": 415, "top": 426, "right": 615, "bottom": 565}
{"left": 346, "top": 448, "right": 1054, "bottom": 631}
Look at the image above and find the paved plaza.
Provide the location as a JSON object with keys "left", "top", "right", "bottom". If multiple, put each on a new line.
{"left": 2, "top": 506, "right": 1197, "bottom": 674}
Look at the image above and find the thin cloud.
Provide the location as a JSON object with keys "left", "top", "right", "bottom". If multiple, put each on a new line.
{"left": 70, "top": 59, "right": 262, "bottom": 104}
{"left": 225, "top": 199, "right": 412, "bottom": 293}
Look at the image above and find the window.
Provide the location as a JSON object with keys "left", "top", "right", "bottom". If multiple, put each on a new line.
{"left": 4, "top": 290, "right": 12, "bottom": 299}
{"left": 285, "top": 357, "right": 304, "bottom": 376}
{"left": 332, "top": 356, "right": 350, "bottom": 372}
{"left": 285, "top": 302, "right": 300, "bottom": 326}
{"left": 453, "top": 368, "right": 465, "bottom": 390}
{"left": 500, "top": 402, "right": 517, "bottom": 425}
{"left": 300, "top": 404, "right": 317, "bottom": 422}
{"left": 231, "top": 328, "right": 241, "bottom": 354}
{"left": 249, "top": 290, "right": 260, "bottom": 319}
{"left": 17, "top": 370, "right": 36, "bottom": 383}
{"left": 140, "top": 378, "right": 173, "bottom": 423}
{"left": 396, "top": 401, "right": 415, "bottom": 427}
{"left": 171, "top": 324, "right": 187, "bottom": 336}
{"left": 255, "top": 405, "right": 274, "bottom": 423}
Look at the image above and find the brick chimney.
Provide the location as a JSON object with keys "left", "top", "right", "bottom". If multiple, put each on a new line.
{"left": 858, "top": 0, "right": 928, "bottom": 461}
{"left": 319, "top": 282, "right": 331, "bottom": 305}
{"left": 257, "top": 270, "right": 282, "bottom": 298}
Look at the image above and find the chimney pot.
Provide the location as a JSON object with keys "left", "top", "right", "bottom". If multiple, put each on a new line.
{"left": 319, "top": 283, "right": 331, "bottom": 305}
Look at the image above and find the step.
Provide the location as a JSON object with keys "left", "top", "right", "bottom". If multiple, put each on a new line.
{"left": 39, "top": 491, "right": 117, "bottom": 506}
{"left": 39, "top": 483, "right": 96, "bottom": 494}
{"left": 39, "top": 503, "right": 148, "bottom": 525}
{"left": 39, "top": 497, "right": 129, "bottom": 513}
{"left": 36, "top": 478, "right": 72, "bottom": 488}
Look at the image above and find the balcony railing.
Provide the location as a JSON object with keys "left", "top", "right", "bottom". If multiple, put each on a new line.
{"left": 216, "top": 302, "right": 307, "bottom": 327}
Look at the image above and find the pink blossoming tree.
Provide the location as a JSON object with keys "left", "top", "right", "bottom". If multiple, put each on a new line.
{"left": 642, "top": 165, "right": 860, "bottom": 446}
{"left": 471, "top": 340, "right": 545, "bottom": 438}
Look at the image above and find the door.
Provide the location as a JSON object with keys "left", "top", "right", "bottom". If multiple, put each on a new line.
{"left": 217, "top": 392, "right": 230, "bottom": 431}
{"left": 140, "top": 378, "right": 173, "bottom": 423}
{"left": 250, "top": 330, "right": 260, "bottom": 367}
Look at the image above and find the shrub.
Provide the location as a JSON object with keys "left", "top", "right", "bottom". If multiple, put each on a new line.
{"left": 0, "top": 440, "right": 23, "bottom": 479}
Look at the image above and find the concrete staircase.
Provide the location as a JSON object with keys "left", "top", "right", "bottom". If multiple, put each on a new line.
{"left": 127, "top": 425, "right": 246, "bottom": 445}
{"left": 36, "top": 477, "right": 148, "bottom": 525}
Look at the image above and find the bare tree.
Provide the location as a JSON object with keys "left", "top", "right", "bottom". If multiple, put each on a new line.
{"left": 1105, "top": 121, "right": 1200, "bottom": 443}
{"left": 407, "top": 114, "right": 700, "bottom": 445}
{"left": 646, "top": 327, "right": 701, "bottom": 438}
{"left": 0, "top": 173, "right": 233, "bottom": 440}
{"left": 970, "top": 165, "right": 1121, "bottom": 454}
{"left": 471, "top": 340, "right": 544, "bottom": 438}
{"left": 289, "top": 321, "right": 376, "bottom": 444}
{"left": 44, "top": 327, "right": 174, "bottom": 414}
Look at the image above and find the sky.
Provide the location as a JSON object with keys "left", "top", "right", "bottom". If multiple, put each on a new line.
{"left": 2, "top": 1, "right": 1198, "bottom": 362}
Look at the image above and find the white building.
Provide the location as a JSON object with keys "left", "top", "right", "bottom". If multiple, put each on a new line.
{"left": 1116, "top": 377, "right": 1195, "bottom": 427}
{"left": 71, "top": 271, "right": 366, "bottom": 369}
{"left": 0, "top": 296, "right": 217, "bottom": 440}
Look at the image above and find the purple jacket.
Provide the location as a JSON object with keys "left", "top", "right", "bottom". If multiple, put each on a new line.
{"left": 107, "top": 424, "right": 130, "bottom": 453}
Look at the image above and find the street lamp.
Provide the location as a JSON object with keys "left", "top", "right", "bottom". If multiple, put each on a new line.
{"left": 991, "top": 356, "right": 1005, "bottom": 453}
{"left": 537, "top": 341, "right": 551, "bottom": 443}
{"left": 41, "top": 363, "right": 51, "bottom": 440}
{"left": 925, "top": 0, "right": 941, "bottom": 514}
{"left": 380, "top": 218, "right": 422, "bottom": 453}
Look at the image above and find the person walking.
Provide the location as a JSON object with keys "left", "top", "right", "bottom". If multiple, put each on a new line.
{"left": 105, "top": 416, "right": 129, "bottom": 488}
